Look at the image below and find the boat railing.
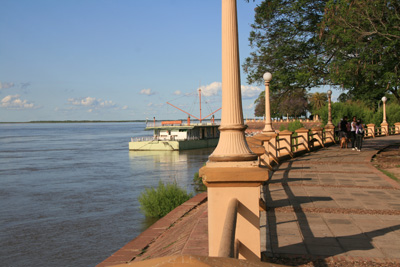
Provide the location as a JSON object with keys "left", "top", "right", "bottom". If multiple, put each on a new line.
{"left": 145, "top": 119, "right": 221, "bottom": 128}
{"left": 131, "top": 136, "right": 202, "bottom": 142}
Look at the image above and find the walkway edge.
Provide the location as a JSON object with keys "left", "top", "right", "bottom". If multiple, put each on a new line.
{"left": 96, "top": 192, "right": 208, "bottom": 267}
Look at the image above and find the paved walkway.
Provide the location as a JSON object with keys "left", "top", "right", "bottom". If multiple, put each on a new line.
{"left": 98, "top": 135, "right": 400, "bottom": 266}
{"left": 261, "top": 135, "right": 400, "bottom": 265}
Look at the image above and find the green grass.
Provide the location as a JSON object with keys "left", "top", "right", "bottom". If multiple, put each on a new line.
{"left": 377, "top": 168, "right": 400, "bottom": 183}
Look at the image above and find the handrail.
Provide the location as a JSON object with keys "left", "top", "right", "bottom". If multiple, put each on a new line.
{"left": 218, "top": 198, "right": 238, "bottom": 258}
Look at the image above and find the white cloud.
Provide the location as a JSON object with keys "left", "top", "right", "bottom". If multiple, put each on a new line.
{"left": 140, "top": 88, "right": 155, "bottom": 96}
{"left": 122, "top": 105, "right": 128, "bottom": 110}
{"left": 174, "top": 90, "right": 181, "bottom": 95}
{"left": 241, "top": 85, "right": 262, "bottom": 99}
{"left": 200, "top": 82, "right": 221, "bottom": 97}
{"left": 1, "top": 95, "right": 37, "bottom": 109}
{"left": 245, "top": 103, "right": 254, "bottom": 109}
{"left": 67, "top": 97, "right": 117, "bottom": 109}
{"left": 198, "top": 82, "right": 261, "bottom": 99}
{"left": 0, "top": 82, "right": 15, "bottom": 90}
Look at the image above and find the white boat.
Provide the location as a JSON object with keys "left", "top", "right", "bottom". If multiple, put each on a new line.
{"left": 129, "top": 89, "right": 221, "bottom": 151}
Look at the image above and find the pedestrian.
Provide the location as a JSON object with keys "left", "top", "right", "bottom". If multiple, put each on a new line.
{"left": 350, "top": 116, "right": 357, "bottom": 150}
{"left": 340, "top": 116, "right": 348, "bottom": 139}
{"left": 355, "top": 119, "right": 365, "bottom": 151}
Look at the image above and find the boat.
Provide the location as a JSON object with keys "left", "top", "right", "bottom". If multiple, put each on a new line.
{"left": 129, "top": 89, "right": 221, "bottom": 151}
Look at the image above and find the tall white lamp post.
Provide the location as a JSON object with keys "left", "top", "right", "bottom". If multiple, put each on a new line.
{"left": 262, "top": 72, "right": 274, "bottom": 133}
{"left": 381, "top": 96, "right": 389, "bottom": 135}
{"left": 382, "top": 96, "right": 388, "bottom": 124}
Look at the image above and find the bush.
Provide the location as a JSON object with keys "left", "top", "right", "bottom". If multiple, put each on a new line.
{"left": 287, "top": 120, "right": 304, "bottom": 132}
{"left": 138, "top": 181, "right": 193, "bottom": 218}
{"left": 279, "top": 124, "right": 286, "bottom": 131}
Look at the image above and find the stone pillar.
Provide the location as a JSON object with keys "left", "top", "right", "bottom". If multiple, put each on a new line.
{"left": 324, "top": 125, "right": 335, "bottom": 144}
{"left": 208, "top": 0, "right": 256, "bottom": 162}
{"left": 277, "top": 130, "right": 293, "bottom": 156}
{"left": 310, "top": 127, "right": 324, "bottom": 148}
{"left": 395, "top": 122, "right": 400, "bottom": 134}
{"left": 367, "top": 124, "right": 375, "bottom": 137}
{"left": 295, "top": 127, "right": 310, "bottom": 151}
{"left": 200, "top": 0, "right": 268, "bottom": 261}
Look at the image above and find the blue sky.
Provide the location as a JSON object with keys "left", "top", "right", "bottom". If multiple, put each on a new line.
{"left": 0, "top": 0, "right": 339, "bottom": 122}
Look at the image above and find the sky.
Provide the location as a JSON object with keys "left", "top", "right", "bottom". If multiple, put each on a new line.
{"left": 0, "top": 0, "right": 340, "bottom": 122}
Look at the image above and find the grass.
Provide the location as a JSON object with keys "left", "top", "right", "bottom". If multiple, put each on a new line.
{"left": 377, "top": 167, "right": 400, "bottom": 183}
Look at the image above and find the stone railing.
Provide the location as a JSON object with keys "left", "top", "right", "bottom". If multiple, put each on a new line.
{"left": 202, "top": 122, "right": 400, "bottom": 261}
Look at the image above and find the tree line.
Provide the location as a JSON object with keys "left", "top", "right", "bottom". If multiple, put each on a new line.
{"left": 245, "top": 0, "right": 399, "bottom": 118}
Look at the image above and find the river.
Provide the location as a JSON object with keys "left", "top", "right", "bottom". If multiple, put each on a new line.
{"left": 0, "top": 122, "right": 213, "bottom": 266}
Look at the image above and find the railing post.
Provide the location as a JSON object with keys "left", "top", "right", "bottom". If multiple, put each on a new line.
{"left": 367, "top": 124, "right": 375, "bottom": 138}
{"left": 277, "top": 130, "right": 293, "bottom": 156}
{"left": 295, "top": 127, "right": 310, "bottom": 151}
{"left": 395, "top": 122, "right": 400, "bottom": 134}
{"left": 381, "top": 122, "right": 389, "bottom": 136}
{"left": 310, "top": 127, "right": 324, "bottom": 148}
{"left": 324, "top": 124, "right": 336, "bottom": 144}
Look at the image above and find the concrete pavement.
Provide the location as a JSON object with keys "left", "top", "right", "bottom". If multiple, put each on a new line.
{"left": 261, "top": 135, "right": 400, "bottom": 265}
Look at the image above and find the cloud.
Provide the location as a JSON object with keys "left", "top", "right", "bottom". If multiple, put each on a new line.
{"left": 1, "top": 95, "right": 38, "bottom": 109}
{"left": 245, "top": 103, "right": 254, "bottom": 109}
{"left": 140, "top": 88, "right": 155, "bottom": 96}
{"left": 174, "top": 90, "right": 181, "bottom": 95}
{"left": 0, "top": 82, "right": 15, "bottom": 90}
{"left": 67, "top": 97, "right": 117, "bottom": 109}
{"left": 241, "top": 85, "right": 262, "bottom": 99}
{"left": 198, "top": 82, "right": 261, "bottom": 99}
{"left": 200, "top": 82, "right": 222, "bottom": 97}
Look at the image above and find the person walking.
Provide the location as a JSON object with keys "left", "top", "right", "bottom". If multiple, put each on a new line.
{"left": 355, "top": 119, "right": 365, "bottom": 151}
{"left": 350, "top": 116, "right": 357, "bottom": 150}
{"left": 340, "top": 116, "right": 349, "bottom": 139}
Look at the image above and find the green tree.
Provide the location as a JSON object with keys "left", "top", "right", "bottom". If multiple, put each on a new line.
{"left": 243, "top": 0, "right": 329, "bottom": 90}
{"left": 245, "top": 0, "right": 400, "bottom": 109}
{"left": 308, "top": 92, "right": 328, "bottom": 115}
{"left": 321, "top": 0, "right": 400, "bottom": 105}
{"left": 253, "top": 88, "right": 308, "bottom": 118}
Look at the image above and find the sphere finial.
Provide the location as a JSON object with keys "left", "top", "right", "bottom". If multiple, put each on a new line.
{"left": 263, "top": 72, "right": 272, "bottom": 82}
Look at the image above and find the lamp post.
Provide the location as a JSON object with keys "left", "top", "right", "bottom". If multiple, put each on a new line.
{"left": 381, "top": 96, "right": 389, "bottom": 135}
{"left": 326, "top": 89, "right": 334, "bottom": 127}
{"left": 262, "top": 72, "right": 274, "bottom": 133}
{"left": 382, "top": 96, "right": 388, "bottom": 124}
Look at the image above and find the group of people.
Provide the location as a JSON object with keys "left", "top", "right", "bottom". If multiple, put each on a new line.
{"left": 339, "top": 116, "right": 365, "bottom": 151}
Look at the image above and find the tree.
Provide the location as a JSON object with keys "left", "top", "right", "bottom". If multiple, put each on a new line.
{"left": 243, "top": 0, "right": 329, "bottom": 90}
{"left": 253, "top": 87, "right": 308, "bottom": 118}
{"left": 321, "top": 0, "right": 400, "bottom": 104}
{"left": 308, "top": 92, "right": 328, "bottom": 115}
{"left": 245, "top": 0, "right": 400, "bottom": 109}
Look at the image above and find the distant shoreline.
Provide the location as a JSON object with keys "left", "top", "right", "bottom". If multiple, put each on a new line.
{"left": 0, "top": 120, "right": 147, "bottom": 124}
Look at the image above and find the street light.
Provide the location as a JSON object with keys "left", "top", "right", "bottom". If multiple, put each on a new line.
{"left": 382, "top": 96, "right": 388, "bottom": 124}
{"left": 326, "top": 89, "right": 334, "bottom": 127}
{"left": 262, "top": 72, "right": 274, "bottom": 133}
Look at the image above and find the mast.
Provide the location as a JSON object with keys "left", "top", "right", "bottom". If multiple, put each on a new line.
{"left": 199, "top": 88, "right": 202, "bottom": 123}
{"left": 166, "top": 87, "right": 221, "bottom": 122}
